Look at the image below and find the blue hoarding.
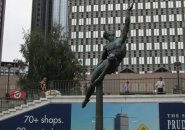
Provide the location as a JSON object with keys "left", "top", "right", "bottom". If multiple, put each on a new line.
{"left": 1, "top": 102, "right": 185, "bottom": 130}
{"left": 0, "top": 104, "right": 71, "bottom": 130}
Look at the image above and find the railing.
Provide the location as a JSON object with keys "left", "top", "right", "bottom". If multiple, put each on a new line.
{"left": 0, "top": 78, "right": 185, "bottom": 112}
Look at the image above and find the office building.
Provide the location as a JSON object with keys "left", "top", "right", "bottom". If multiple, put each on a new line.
{"left": 68, "top": 0, "right": 185, "bottom": 74}
{"left": 0, "top": 0, "right": 6, "bottom": 67}
{"left": 114, "top": 113, "right": 129, "bottom": 130}
{"left": 31, "top": 0, "right": 68, "bottom": 36}
{"left": 53, "top": 0, "right": 68, "bottom": 34}
{"left": 31, "top": 0, "right": 53, "bottom": 36}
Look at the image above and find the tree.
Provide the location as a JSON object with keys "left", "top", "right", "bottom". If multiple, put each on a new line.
{"left": 19, "top": 26, "right": 85, "bottom": 82}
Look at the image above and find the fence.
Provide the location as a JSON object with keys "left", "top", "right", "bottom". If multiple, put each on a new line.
{"left": 0, "top": 78, "right": 185, "bottom": 112}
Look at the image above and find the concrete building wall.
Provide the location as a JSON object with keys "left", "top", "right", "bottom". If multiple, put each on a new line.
{"left": 68, "top": 0, "right": 185, "bottom": 74}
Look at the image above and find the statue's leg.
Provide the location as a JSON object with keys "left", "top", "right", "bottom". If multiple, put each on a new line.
{"left": 93, "top": 60, "right": 110, "bottom": 85}
{"left": 82, "top": 64, "right": 104, "bottom": 108}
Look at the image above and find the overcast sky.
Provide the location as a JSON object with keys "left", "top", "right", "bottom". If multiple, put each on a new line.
{"left": 2, "top": 0, "right": 32, "bottom": 62}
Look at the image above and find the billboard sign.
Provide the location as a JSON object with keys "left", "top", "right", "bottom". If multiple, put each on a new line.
{"left": 0, "top": 102, "right": 185, "bottom": 130}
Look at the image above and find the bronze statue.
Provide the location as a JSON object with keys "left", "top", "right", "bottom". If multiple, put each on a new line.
{"left": 82, "top": 3, "right": 134, "bottom": 108}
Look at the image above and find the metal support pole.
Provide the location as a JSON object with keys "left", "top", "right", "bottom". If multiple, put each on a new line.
{"left": 177, "top": 66, "right": 180, "bottom": 93}
{"left": 96, "top": 82, "right": 103, "bottom": 130}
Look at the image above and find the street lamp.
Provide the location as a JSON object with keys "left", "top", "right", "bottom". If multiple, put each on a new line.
{"left": 174, "top": 61, "right": 181, "bottom": 93}
{"left": 6, "top": 63, "right": 12, "bottom": 98}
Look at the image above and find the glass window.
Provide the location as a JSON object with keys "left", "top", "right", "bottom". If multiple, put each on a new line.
{"left": 86, "top": 18, "right": 91, "bottom": 25}
{"left": 178, "top": 42, "right": 183, "bottom": 49}
{"left": 161, "top": 15, "right": 166, "bottom": 22}
{"left": 171, "top": 56, "right": 176, "bottom": 64}
{"left": 169, "top": 28, "right": 175, "bottom": 35}
{"left": 79, "top": 18, "right": 84, "bottom": 25}
{"left": 131, "top": 43, "right": 136, "bottom": 50}
{"left": 145, "top": 2, "right": 150, "bottom": 9}
{"left": 153, "top": 2, "right": 158, "bottom": 9}
{"left": 162, "top": 29, "right": 167, "bottom": 35}
{"left": 116, "top": 30, "right": 121, "bottom": 37}
{"left": 131, "top": 57, "right": 137, "bottom": 64}
{"left": 93, "top": 58, "right": 98, "bottom": 65}
{"left": 146, "top": 29, "right": 151, "bottom": 36}
{"left": 176, "top": 1, "right": 181, "bottom": 7}
{"left": 123, "top": 58, "right": 129, "bottom": 65}
{"left": 138, "top": 29, "right": 144, "bottom": 36}
{"left": 86, "top": 31, "right": 91, "bottom": 38}
{"left": 86, "top": 45, "right": 91, "bottom": 52}
{"left": 115, "top": 4, "right": 120, "bottom": 10}
{"left": 93, "top": 18, "right": 98, "bottom": 24}
{"left": 79, "top": 32, "right": 83, "bottom": 38}
{"left": 71, "top": 32, "right": 76, "bottom": 39}
{"left": 116, "top": 17, "right": 121, "bottom": 23}
{"left": 86, "top": 5, "right": 91, "bottom": 12}
{"left": 162, "top": 42, "right": 168, "bottom": 49}
{"left": 179, "top": 56, "right": 184, "bottom": 63}
{"left": 147, "top": 57, "right": 152, "bottom": 64}
{"left": 108, "top": 17, "right": 113, "bottom": 24}
{"left": 176, "top": 14, "right": 182, "bottom": 21}
{"left": 160, "top": 2, "right": 166, "bottom": 8}
{"left": 131, "top": 30, "right": 136, "bottom": 36}
{"left": 101, "top": 31, "right": 104, "bottom": 38}
{"left": 71, "top": 45, "right": 76, "bottom": 52}
{"left": 101, "top": 18, "right": 106, "bottom": 24}
{"left": 72, "top": 6, "right": 77, "bottom": 12}
{"left": 147, "top": 43, "right": 152, "bottom": 50}
{"left": 79, "top": 6, "right": 84, "bottom": 12}
{"left": 78, "top": 45, "right": 83, "bottom": 52}
{"left": 72, "top": 19, "right": 76, "bottom": 25}
{"left": 155, "top": 57, "right": 160, "bottom": 64}
{"left": 123, "top": 3, "right": 127, "bottom": 10}
{"left": 108, "top": 4, "right": 113, "bottom": 10}
{"left": 139, "top": 43, "right": 144, "bottom": 50}
{"left": 101, "top": 5, "right": 106, "bottom": 11}
{"left": 170, "top": 42, "right": 176, "bottom": 49}
{"left": 154, "top": 43, "right": 160, "bottom": 49}
{"left": 169, "top": 15, "right": 174, "bottom": 21}
{"left": 85, "top": 59, "right": 91, "bottom": 66}
{"left": 93, "top": 31, "right": 98, "bottom": 38}
{"left": 153, "top": 15, "right": 159, "bottom": 22}
{"left": 93, "top": 5, "right": 98, "bottom": 11}
{"left": 177, "top": 28, "right": 183, "bottom": 35}
{"left": 163, "top": 57, "right": 168, "bottom": 64}
{"left": 146, "top": 16, "right": 151, "bottom": 22}
{"left": 138, "top": 16, "right": 143, "bottom": 23}
{"left": 93, "top": 45, "right": 98, "bottom": 51}
{"left": 168, "top": 1, "right": 174, "bottom": 8}
{"left": 139, "top": 57, "right": 144, "bottom": 64}
{"left": 138, "top": 3, "right": 143, "bottom": 9}
{"left": 154, "top": 29, "right": 159, "bottom": 36}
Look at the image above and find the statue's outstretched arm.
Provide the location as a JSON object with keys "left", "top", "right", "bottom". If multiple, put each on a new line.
{"left": 121, "top": 3, "right": 134, "bottom": 41}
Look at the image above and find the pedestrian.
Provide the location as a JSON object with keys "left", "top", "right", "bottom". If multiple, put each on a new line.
{"left": 124, "top": 81, "right": 130, "bottom": 94}
{"left": 155, "top": 77, "right": 165, "bottom": 94}
{"left": 39, "top": 77, "right": 47, "bottom": 97}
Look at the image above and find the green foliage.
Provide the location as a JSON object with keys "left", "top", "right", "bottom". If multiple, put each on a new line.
{"left": 19, "top": 26, "right": 85, "bottom": 82}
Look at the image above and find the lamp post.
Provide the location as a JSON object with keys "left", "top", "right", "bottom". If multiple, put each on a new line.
{"left": 6, "top": 63, "right": 12, "bottom": 98}
{"left": 174, "top": 61, "right": 181, "bottom": 93}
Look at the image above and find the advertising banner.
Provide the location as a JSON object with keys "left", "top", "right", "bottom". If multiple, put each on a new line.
{"left": 0, "top": 102, "right": 185, "bottom": 130}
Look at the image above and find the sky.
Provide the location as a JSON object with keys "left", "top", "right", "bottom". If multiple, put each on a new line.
{"left": 2, "top": 0, "right": 32, "bottom": 62}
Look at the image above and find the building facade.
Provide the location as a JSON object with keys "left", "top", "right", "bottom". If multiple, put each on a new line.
{"left": 0, "top": 0, "right": 6, "bottom": 68}
{"left": 53, "top": 0, "right": 68, "bottom": 34}
{"left": 31, "top": 0, "right": 53, "bottom": 36}
{"left": 31, "top": 0, "right": 68, "bottom": 36}
{"left": 114, "top": 113, "right": 129, "bottom": 130}
{"left": 68, "top": 0, "right": 185, "bottom": 74}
